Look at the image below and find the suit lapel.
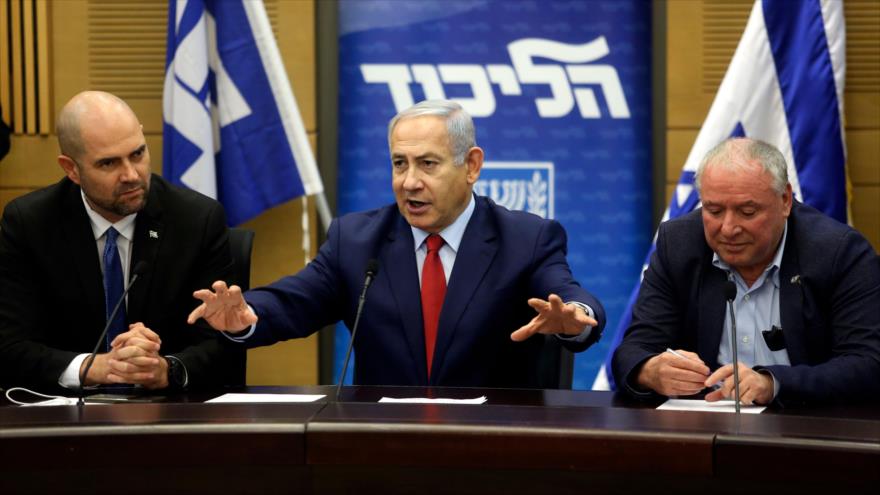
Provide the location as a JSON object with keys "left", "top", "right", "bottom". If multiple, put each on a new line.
{"left": 698, "top": 259, "right": 727, "bottom": 369}
{"left": 431, "top": 199, "right": 498, "bottom": 383}
{"left": 62, "top": 183, "right": 105, "bottom": 323}
{"left": 382, "top": 215, "right": 427, "bottom": 383}
{"left": 128, "top": 177, "right": 163, "bottom": 321}
{"left": 778, "top": 225, "right": 807, "bottom": 365}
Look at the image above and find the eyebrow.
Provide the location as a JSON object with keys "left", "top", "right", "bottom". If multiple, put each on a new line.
{"left": 391, "top": 151, "right": 443, "bottom": 161}
{"left": 91, "top": 144, "right": 147, "bottom": 166}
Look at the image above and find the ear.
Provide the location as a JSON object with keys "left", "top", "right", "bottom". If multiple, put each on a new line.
{"left": 782, "top": 183, "right": 793, "bottom": 217}
{"left": 464, "top": 146, "right": 484, "bottom": 185}
{"left": 58, "top": 155, "right": 81, "bottom": 185}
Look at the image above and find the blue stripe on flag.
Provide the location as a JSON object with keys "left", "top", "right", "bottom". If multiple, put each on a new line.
{"left": 763, "top": 0, "right": 846, "bottom": 222}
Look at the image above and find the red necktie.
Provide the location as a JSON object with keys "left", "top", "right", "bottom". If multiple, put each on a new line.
{"left": 421, "top": 234, "right": 446, "bottom": 378}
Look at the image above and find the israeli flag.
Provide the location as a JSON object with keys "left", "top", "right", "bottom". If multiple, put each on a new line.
{"left": 593, "top": 0, "right": 847, "bottom": 390}
{"left": 163, "top": 0, "right": 323, "bottom": 226}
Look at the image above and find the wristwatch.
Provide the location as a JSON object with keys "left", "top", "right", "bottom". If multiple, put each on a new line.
{"left": 164, "top": 355, "right": 188, "bottom": 390}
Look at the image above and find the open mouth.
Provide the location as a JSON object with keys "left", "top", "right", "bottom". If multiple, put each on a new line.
{"left": 407, "top": 199, "right": 430, "bottom": 212}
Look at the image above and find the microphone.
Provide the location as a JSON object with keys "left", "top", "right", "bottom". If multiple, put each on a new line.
{"left": 335, "top": 259, "right": 379, "bottom": 401}
{"left": 723, "top": 279, "right": 741, "bottom": 414}
{"left": 78, "top": 260, "right": 150, "bottom": 406}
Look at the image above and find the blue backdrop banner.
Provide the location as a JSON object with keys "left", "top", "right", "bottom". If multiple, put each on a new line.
{"left": 335, "top": 0, "right": 652, "bottom": 389}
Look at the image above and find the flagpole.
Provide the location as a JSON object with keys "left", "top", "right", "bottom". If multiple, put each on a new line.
{"left": 313, "top": 191, "right": 332, "bottom": 234}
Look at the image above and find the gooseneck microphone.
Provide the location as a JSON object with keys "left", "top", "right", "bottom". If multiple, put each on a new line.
{"left": 723, "top": 279, "right": 741, "bottom": 414}
{"left": 78, "top": 260, "right": 150, "bottom": 406}
{"left": 335, "top": 259, "right": 379, "bottom": 401}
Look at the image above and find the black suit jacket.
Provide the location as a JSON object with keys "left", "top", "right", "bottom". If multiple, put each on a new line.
{"left": 244, "top": 195, "right": 606, "bottom": 388}
{"left": 612, "top": 202, "right": 880, "bottom": 405}
{"left": 0, "top": 174, "right": 243, "bottom": 392}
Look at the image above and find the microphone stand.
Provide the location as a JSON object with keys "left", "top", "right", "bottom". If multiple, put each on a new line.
{"left": 335, "top": 260, "right": 379, "bottom": 401}
{"left": 725, "top": 279, "right": 741, "bottom": 414}
{"left": 78, "top": 262, "right": 148, "bottom": 407}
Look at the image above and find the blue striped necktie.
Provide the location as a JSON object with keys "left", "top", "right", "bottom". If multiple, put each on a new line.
{"left": 103, "top": 227, "right": 127, "bottom": 351}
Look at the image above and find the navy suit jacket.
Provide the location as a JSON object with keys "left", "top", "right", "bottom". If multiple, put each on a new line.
{"left": 244, "top": 195, "right": 605, "bottom": 387}
{"left": 612, "top": 202, "right": 880, "bottom": 405}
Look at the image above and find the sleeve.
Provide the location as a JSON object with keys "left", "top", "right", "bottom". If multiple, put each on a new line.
{"left": 240, "top": 218, "right": 346, "bottom": 348}
{"left": 610, "top": 223, "right": 683, "bottom": 398}
{"left": 0, "top": 200, "right": 81, "bottom": 390}
{"left": 528, "top": 219, "right": 606, "bottom": 353}
{"left": 760, "top": 230, "right": 880, "bottom": 405}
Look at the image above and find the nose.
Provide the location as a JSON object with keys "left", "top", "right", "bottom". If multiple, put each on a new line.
{"left": 402, "top": 166, "right": 423, "bottom": 191}
{"left": 720, "top": 211, "right": 741, "bottom": 238}
{"left": 119, "top": 160, "right": 139, "bottom": 183}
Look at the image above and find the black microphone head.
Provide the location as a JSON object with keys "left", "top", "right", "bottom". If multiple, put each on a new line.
{"left": 723, "top": 280, "right": 737, "bottom": 301}
{"left": 132, "top": 261, "right": 150, "bottom": 277}
{"left": 365, "top": 259, "right": 379, "bottom": 277}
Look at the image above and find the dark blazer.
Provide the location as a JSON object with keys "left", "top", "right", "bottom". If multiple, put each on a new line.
{"left": 244, "top": 195, "right": 605, "bottom": 388}
{"left": 0, "top": 174, "right": 243, "bottom": 392}
{"left": 612, "top": 202, "right": 880, "bottom": 405}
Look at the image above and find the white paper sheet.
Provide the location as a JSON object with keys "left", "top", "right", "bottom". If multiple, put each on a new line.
{"left": 657, "top": 399, "right": 765, "bottom": 414}
{"left": 206, "top": 393, "right": 325, "bottom": 403}
{"left": 378, "top": 396, "right": 487, "bottom": 404}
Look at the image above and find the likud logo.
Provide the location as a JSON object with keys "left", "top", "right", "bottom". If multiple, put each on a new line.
{"left": 475, "top": 162, "right": 554, "bottom": 219}
{"left": 361, "top": 37, "right": 630, "bottom": 120}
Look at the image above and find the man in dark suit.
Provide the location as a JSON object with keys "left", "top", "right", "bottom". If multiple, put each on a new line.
{"left": 0, "top": 91, "right": 241, "bottom": 393}
{"left": 613, "top": 138, "right": 880, "bottom": 406}
{"left": 189, "top": 99, "right": 606, "bottom": 388}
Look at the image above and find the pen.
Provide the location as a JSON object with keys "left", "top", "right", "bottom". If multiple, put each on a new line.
{"left": 665, "top": 348, "right": 689, "bottom": 360}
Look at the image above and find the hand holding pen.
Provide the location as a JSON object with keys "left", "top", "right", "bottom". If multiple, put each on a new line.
{"left": 635, "top": 348, "right": 711, "bottom": 397}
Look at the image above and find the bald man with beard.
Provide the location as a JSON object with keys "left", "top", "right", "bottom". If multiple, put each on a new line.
{"left": 0, "top": 91, "right": 243, "bottom": 393}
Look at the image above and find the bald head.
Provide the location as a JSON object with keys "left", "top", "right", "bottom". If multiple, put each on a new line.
{"left": 56, "top": 91, "right": 139, "bottom": 162}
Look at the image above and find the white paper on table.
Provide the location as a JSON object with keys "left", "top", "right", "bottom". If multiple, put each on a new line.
{"left": 657, "top": 399, "right": 765, "bottom": 414}
{"left": 378, "top": 396, "right": 487, "bottom": 404}
{"left": 206, "top": 393, "right": 325, "bottom": 403}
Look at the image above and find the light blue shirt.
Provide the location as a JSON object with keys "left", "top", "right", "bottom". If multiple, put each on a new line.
{"left": 713, "top": 222, "right": 790, "bottom": 397}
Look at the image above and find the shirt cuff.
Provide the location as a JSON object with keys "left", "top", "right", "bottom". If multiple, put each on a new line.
{"left": 59, "top": 353, "right": 90, "bottom": 388}
{"left": 757, "top": 369, "right": 780, "bottom": 401}
{"left": 555, "top": 301, "right": 595, "bottom": 343}
{"left": 222, "top": 304, "right": 257, "bottom": 342}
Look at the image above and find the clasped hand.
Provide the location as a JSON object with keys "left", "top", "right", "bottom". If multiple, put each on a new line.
{"left": 510, "top": 294, "right": 596, "bottom": 342}
{"left": 80, "top": 323, "right": 167, "bottom": 389}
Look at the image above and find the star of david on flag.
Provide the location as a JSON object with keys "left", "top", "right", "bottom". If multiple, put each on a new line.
{"left": 594, "top": 0, "right": 848, "bottom": 390}
{"left": 163, "top": 0, "right": 323, "bottom": 226}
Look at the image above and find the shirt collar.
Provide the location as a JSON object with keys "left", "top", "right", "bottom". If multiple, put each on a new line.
{"left": 713, "top": 220, "right": 788, "bottom": 288}
{"left": 411, "top": 193, "right": 476, "bottom": 253}
{"left": 80, "top": 189, "right": 137, "bottom": 241}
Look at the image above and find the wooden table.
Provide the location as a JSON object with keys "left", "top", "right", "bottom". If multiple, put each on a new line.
{"left": 1, "top": 386, "right": 877, "bottom": 494}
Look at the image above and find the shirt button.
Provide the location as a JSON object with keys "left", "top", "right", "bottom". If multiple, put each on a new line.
{"left": 742, "top": 336, "right": 749, "bottom": 343}
{"left": 744, "top": 294, "right": 750, "bottom": 301}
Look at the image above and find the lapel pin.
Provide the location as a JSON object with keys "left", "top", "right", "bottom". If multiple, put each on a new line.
{"left": 149, "top": 230, "right": 159, "bottom": 239}
{"left": 790, "top": 275, "right": 801, "bottom": 285}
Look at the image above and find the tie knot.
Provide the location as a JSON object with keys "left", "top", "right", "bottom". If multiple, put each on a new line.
{"left": 105, "top": 227, "right": 119, "bottom": 244}
{"left": 426, "top": 234, "right": 444, "bottom": 253}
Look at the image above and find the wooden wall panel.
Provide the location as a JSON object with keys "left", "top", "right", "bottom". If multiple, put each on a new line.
{"left": 666, "top": 0, "right": 880, "bottom": 252}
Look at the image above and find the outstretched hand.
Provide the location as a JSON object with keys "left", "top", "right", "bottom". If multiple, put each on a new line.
{"left": 187, "top": 280, "right": 258, "bottom": 332}
{"left": 510, "top": 294, "right": 596, "bottom": 342}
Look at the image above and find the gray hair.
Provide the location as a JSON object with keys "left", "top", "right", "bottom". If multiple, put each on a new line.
{"left": 387, "top": 99, "right": 476, "bottom": 165}
{"left": 695, "top": 137, "right": 789, "bottom": 194}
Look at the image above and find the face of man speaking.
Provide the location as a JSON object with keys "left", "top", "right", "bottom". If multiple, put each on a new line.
{"left": 700, "top": 159, "right": 792, "bottom": 284}
{"left": 58, "top": 97, "right": 151, "bottom": 223}
{"left": 390, "top": 116, "right": 482, "bottom": 233}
